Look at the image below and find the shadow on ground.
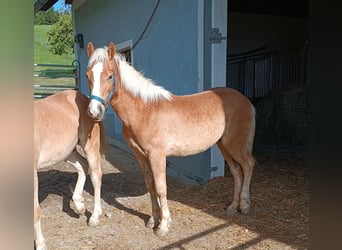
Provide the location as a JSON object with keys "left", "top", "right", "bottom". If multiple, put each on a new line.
{"left": 38, "top": 145, "right": 309, "bottom": 249}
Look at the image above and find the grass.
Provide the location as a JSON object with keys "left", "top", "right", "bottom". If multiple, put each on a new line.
{"left": 34, "top": 25, "right": 77, "bottom": 98}
{"left": 34, "top": 25, "right": 75, "bottom": 64}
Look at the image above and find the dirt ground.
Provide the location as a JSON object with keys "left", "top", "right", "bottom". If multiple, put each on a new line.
{"left": 38, "top": 143, "right": 309, "bottom": 250}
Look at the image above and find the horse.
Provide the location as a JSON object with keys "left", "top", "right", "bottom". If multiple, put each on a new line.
{"left": 34, "top": 90, "right": 106, "bottom": 250}
{"left": 86, "top": 41, "right": 256, "bottom": 236}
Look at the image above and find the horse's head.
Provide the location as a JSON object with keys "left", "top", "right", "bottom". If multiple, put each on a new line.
{"left": 86, "top": 41, "right": 118, "bottom": 121}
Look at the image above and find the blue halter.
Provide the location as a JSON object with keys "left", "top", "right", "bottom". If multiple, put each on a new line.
{"left": 90, "top": 88, "right": 114, "bottom": 108}
{"left": 89, "top": 75, "right": 116, "bottom": 108}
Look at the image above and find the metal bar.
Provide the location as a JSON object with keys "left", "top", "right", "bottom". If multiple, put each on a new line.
{"left": 34, "top": 63, "right": 76, "bottom": 68}
{"left": 34, "top": 85, "right": 76, "bottom": 89}
{"left": 34, "top": 75, "right": 76, "bottom": 79}
{"left": 34, "top": 61, "right": 79, "bottom": 99}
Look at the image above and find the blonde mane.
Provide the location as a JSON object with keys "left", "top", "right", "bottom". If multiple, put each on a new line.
{"left": 88, "top": 46, "right": 172, "bottom": 103}
{"left": 114, "top": 54, "right": 173, "bottom": 103}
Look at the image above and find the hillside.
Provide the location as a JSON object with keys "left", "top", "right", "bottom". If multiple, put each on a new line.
{"left": 34, "top": 25, "right": 75, "bottom": 65}
{"left": 34, "top": 25, "right": 77, "bottom": 98}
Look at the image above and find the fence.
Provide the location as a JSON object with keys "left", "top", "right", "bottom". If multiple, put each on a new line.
{"left": 34, "top": 60, "right": 79, "bottom": 99}
{"left": 227, "top": 46, "right": 306, "bottom": 100}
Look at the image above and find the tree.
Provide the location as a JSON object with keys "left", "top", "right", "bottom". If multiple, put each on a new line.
{"left": 47, "top": 14, "right": 74, "bottom": 55}
{"left": 34, "top": 9, "right": 59, "bottom": 25}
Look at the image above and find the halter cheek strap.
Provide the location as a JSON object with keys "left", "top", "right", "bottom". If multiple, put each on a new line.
{"left": 89, "top": 75, "right": 116, "bottom": 108}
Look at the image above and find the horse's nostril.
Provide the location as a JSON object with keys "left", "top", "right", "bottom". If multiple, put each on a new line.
{"left": 88, "top": 108, "right": 97, "bottom": 119}
{"left": 88, "top": 105, "right": 103, "bottom": 120}
{"left": 87, "top": 108, "right": 93, "bottom": 117}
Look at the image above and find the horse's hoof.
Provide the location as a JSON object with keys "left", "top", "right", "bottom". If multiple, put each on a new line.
{"left": 240, "top": 206, "right": 250, "bottom": 215}
{"left": 226, "top": 207, "right": 237, "bottom": 215}
{"left": 145, "top": 216, "right": 156, "bottom": 229}
{"left": 35, "top": 242, "right": 47, "bottom": 250}
{"left": 154, "top": 226, "right": 168, "bottom": 237}
{"left": 75, "top": 205, "right": 86, "bottom": 215}
{"left": 226, "top": 203, "right": 238, "bottom": 215}
{"left": 73, "top": 199, "right": 86, "bottom": 215}
{"left": 88, "top": 216, "right": 99, "bottom": 227}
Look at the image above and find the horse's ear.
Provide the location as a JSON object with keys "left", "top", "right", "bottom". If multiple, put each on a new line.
{"left": 108, "top": 41, "right": 116, "bottom": 60}
{"left": 87, "top": 42, "right": 95, "bottom": 57}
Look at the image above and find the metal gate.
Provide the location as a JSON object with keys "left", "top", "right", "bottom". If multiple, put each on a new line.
{"left": 227, "top": 45, "right": 306, "bottom": 100}
{"left": 34, "top": 60, "right": 79, "bottom": 99}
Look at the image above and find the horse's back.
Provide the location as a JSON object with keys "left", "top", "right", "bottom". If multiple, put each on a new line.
{"left": 210, "top": 87, "right": 253, "bottom": 110}
{"left": 148, "top": 87, "right": 251, "bottom": 156}
{"left": 205, "top": 87, "right": 255, "bottom": 127}
{"left": 34, "top": 90, "right": 89, "bottom": 169}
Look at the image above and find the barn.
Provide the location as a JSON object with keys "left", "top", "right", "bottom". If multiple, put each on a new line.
{"left": 33, "top": 0, "right": 342, "bottom": 248}
{"left": 35, "top": 0, "right": 309, "bottom": 185}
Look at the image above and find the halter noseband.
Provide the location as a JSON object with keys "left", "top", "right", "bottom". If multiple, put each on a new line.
{"left": 89, "top": 74, "right": 116, "bottom": 108}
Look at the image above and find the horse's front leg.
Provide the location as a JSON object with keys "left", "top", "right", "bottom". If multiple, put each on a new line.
{"left": 66, "top": 150, "right": 88, "bottom": 215}
{"left": 80, "top": 122, "right": 104, "bottom": 227}
{"left": 149, "top": 153, "right": 171, "bottom": 236}
{"left": 134, "top": 154, "right": 160, "bottom": 229}
{"left": 124, "top": 126, "right": 160, "bottom": 230}
{"left": 84, "top": 150, "right": 103, "bottom": 227}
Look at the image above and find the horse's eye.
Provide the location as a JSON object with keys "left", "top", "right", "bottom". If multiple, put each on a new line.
{"left": 108, "top": 75, "right": 113, "bottom": 80}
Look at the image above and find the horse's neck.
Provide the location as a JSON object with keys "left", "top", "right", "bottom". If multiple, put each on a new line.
{"left": 110, "top": 87, "right": 146, "bottom": 128}
{"left": 111, "top": 60, "right": 143, "bottom": 126}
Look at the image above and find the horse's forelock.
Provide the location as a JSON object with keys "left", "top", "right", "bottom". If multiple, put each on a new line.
{"left": 88, "top": 47, "right": 109, "bottom": 68}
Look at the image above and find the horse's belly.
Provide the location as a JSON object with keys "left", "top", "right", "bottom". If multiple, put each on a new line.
{"left": 168, "top": 127, "right": 223, "bottom": 157}
{"left": 36, "top": 135, "right": 78, "bottom": 169}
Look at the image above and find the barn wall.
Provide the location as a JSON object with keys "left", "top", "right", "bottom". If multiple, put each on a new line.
{"left": 73, "top": 0, "right": 216, "bottom": 184}
{"left": 74, "top": 0, "right": 200, "bottom": 94}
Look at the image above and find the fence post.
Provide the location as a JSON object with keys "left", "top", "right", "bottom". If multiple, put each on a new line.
{"left": 73, "top": 68, "right": 79, "bottom": 90}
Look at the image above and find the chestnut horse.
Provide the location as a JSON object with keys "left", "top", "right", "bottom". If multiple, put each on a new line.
{"left": 86, "top": 42, "right": 256, "bottom": 236}
{"left": 34, "top": 90, "right": 106, "bottom": 250}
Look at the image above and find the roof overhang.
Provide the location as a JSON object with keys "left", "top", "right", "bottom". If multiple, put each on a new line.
{"left": 34, "top": 0, "right": 73, "bottom": 14}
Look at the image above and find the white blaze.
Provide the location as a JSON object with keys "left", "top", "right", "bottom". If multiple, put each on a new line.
{"left": 91, "top": 62, "right": 103, "bottom": 98}
{"left": 88, "top": 62, "right": 105, "bottom": 119}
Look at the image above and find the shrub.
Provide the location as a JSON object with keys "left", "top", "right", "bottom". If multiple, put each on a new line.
{"left": 47, "top": 14, "right": 74, "bottom": 55}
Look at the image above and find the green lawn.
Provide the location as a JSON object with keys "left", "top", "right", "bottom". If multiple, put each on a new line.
{"left": 34, "top": 25, "right": 75, "bottom": 64}
{"left": 34, "top": 25, "right": 77, "bottom": 98}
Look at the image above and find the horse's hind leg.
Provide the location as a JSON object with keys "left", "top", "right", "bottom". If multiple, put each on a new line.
{"left": 66, "top": 150, "right": 89, "bottom": 215}
{"left": 217, "top": 142, "right": 243, "bottom": 215}
{"left": 34, "top": 167, "right": 46, "bottom": 250}
{"left": 224, "top": 144, "right": 255, "bottom": 215}
{"left": 235, "top": 154, "right": 255, "bottom": 214}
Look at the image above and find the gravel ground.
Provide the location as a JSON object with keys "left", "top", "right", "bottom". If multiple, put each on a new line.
{"left": 37, "top": 143, "right": 309, "bottom": 249}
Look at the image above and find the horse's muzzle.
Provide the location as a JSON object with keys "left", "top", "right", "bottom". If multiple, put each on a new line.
{"left": 87, "top": 100, "right": 105, "bottom": 121}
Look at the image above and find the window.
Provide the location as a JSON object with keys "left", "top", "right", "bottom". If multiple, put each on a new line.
{"left": 116, "top": 39, "right": 133, "bottom": 64}
{"left": 119, "top": 47, "right": 132, "bottom": 64}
